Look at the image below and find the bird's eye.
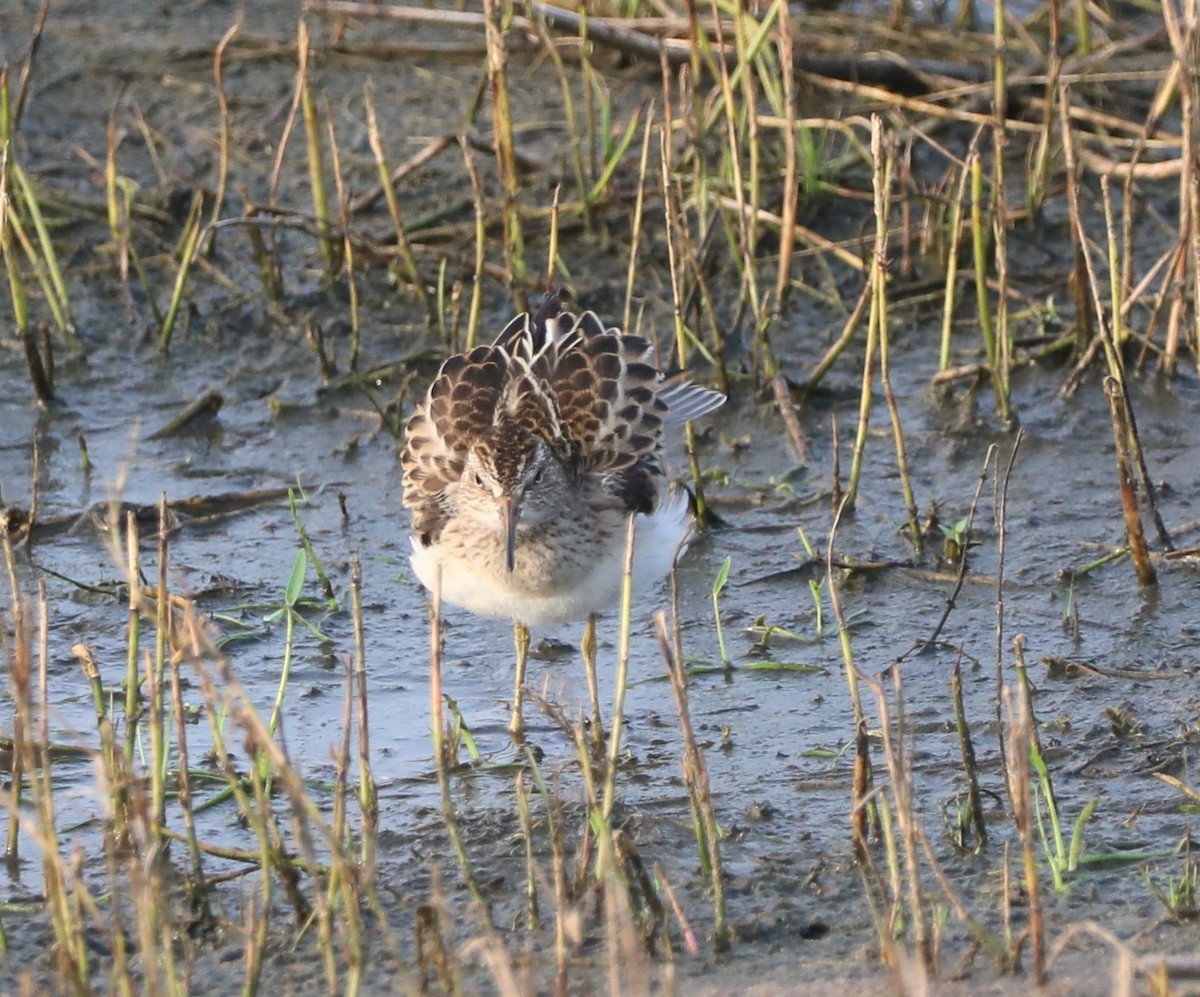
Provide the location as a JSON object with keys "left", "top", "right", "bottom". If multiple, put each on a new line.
{"left": 533, "top": 466, "right": 545, "bottom": 485}
{"left": 473, "top": 472, "right": 484, "bottom": 487}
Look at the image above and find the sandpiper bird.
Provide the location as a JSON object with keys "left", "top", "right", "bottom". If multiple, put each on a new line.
{"left": 401, "top": 292, "right": 725, "bottom": 735}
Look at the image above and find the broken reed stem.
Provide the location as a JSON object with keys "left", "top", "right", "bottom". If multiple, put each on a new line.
{"left": 601, "top": 516, "right": 637, "bottom": 824}
{"left": 429, "top": 568, "right": 486, "bottom": 907}
{"left": 459, "top": 135, "right": 486, "bottom": 351}
{"left": 298, "top": 20, "right": 337, "bottom": 276}
{"left": 363, "top": 84, "right": 431, "bottom": 323}
{"left": 992, "top": 430, "right": 1023, "bottom": 802}
{"left": 844, "top": 243, "right": 877, "bottom": 512}
{"left": 351, "top": 557, "right": 377, "bottom": 870}
{"left": 483, "top": 0, "right": 527, "bottom": 307}
{"left": 873, "top": 666, "right": 933, "bottom": 970}
{"left": 991, "top": 0, "right": 1012, "bottom": 420}
{"left": 546, "top": 185, "right": 562, "bottom": 289}
{"left": 326, "top": 103, "right": 361, "bottom": 371}
{"left": 870, "top": 119, "right": 921, "bottom": 554}
{"left": 207, "top": 14, "right": 242, "bottom": 253}
{"left": 659, "top": 126, "right": 713, "bottom": 521}
{"left": 654, "top": 611, "right": 730, "bottom": 953}
{"left": 623, "top": 110, "right": 656, "bottom": 333}
{"left": 774, "top": 0, "right": 798, "bottom": 312}
{"left": 10, "top": 161, "right": 71, "bottom": 332}
{"left": 158, "top": 191, "right": 204, "bottom": 352}
{"left": 122, "top": 510, "right": 142, "bottom": 770}
{"left": 951, "top": 654, "right": 987, "bottom": 850}
{"left": 2, "top": 526, "right": 25, "bottom": 862}
{"left": 150, "top": 494, "right": 170, "bottom": 837}
{"left": 169, "top": 620, "right": 211, "bottom": 923}
{"left": 1103, "top": 377, "right": 1157, "bottom": 586}
{"left": 968, "top": 152, "right": 1008, "bottom": 422}
{"left": 1005, "top": 677, "right": 1046, "bottom": 985}
{"left": 938, "top": 155, "right": 971, "bottom": 372}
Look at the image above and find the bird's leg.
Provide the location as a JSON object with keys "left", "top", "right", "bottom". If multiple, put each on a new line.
{"left": 510, "top": 620, "right": 531, "bottom": 739}
{"left": 582, "top": 612, "right": 603, "bottom": 747}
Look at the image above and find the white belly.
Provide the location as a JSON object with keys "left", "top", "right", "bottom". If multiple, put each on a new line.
{"left": 410, "top": 491, "right": 694, "bottom": 626}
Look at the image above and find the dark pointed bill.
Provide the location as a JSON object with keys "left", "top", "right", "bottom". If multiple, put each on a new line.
{"left": 499, "top": 495, "right": 520, "bottom": 572}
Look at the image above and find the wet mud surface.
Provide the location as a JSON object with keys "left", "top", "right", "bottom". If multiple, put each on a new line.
{"left": 2, "top": 1, "right": 1200, "bottom": 993}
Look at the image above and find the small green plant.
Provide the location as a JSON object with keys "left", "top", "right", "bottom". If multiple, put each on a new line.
{"left": 1147, "top": 850, "right": 1200, "bottom": 919}
{"left": 1029, "top": 744, "right": 1098, "bottom": 892}
{"left": 712, "top": 555, "right": 733, "bottom": 669}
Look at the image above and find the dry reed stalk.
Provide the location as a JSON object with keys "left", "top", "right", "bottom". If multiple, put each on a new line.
{"left": 804, "top": 283, "right": 870, "bottom": 390}
{"left": 844, "top": 239, "right": 877, "bottom": 512}
{"left": 991, "top": 430, "right": 1022, "bottom": 792}
{"left": 207, "top": 14, "right": 242, "bottom": 254}
{"left": 121, "top": 510, "right": 142, "bottom": 772}
{"left": 1158, "top": 0, "right": 1198, "bottom": 359}
{"left": 0, "top": 74, "right": 56, "bottom": 403}
{"left": 875, "top": 666, "right": 933, "bottom": 970}
{"left": 158, "top": 192, "right": 204, "bottom": 351}
{"left": 826, "top": 494, "right": 871, "bottom": 857}
{"left": 483, "top": 0, "right": 527, "bottom": 306}
{"left": 951, "top": 654, "right": 987, "bottom": 850}
{"left": 623, "top": 111, "right": 656, "bottom": 332}
{"left": 297, "top": 21, "right": 338, "bottom": 275}
{"left": 148, "top": 495, "right": 170, "bottom": 836}
{"left": 8, "top": 161, "right": 71, "bottom": 333}
{"left": 326, "top": 106, "right": 361, "bottom": 371}
{"left": 658, "top": 127, "right": 713, "bottom": 521}
{"left": 530, "top": 10, "right": 591, "bottom": 229}
{"left": 653, "top": 612, "right": 729, "bottom": 953}
{"left": 990, "top": 0, "right": 1013, "bottom": 420}
{"left": 1005, "top": 674, "right": 1046, "bottom": 985}
{"left": 459, "top": 135, "right": 486, "bottom": 350}
{"left": 428, "top": 567, "right": 485, "bottom": 907}
{"left": 870, "top": 119, "right": 921, "bottom": 553}
{"left": 939, "top": 152, "right": 973, "bottom": 372}
{"left": 600, "top": 516, "right": 637, "bottom": 825}
{"left": 362, "top": 85, "right": 431, "bottom": 321}
{"left": 774, "top": 0, "right": 798, "bottom": 311}
{"left": 169, "top": 629, "right": 211, "bottom": 924}
{"left": 1103, "top": 378, "right": 1158, "bottom": 586}
{"left": 709, "top": 0, "right": 763, "bottom": 361}
{"left": 350, "top": 558, "right": 377, "bottom": 870}
{"left": 1, "top": 527, "right": 25, "bottom": 863}
{"left": 514, "top": 771, "right": 540, "bottom": 930}
{"left": 546, "top": 184, "right": 561, "bottom": 289}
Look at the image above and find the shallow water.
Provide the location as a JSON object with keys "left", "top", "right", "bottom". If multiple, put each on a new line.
{"left": 2, "top": 0, "right": 1200, "bottom": 991}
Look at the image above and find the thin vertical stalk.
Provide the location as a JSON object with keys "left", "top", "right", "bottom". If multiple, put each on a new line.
{"left": 654, "top": 612, "right": 729, "bottom": 952}
{"left": 659, "top": 126, "right": 712, "bottom": 520}
{"left": 624, "top": 110, "right": 652, "bottom": 331}
{"left": 991, "top": 0, "right": 1012, "bottom": 420}
{"left": 363, "top": 83, "right": 431, "bottom": 322}
{"left": 298, "top": 21, "right": 336, "bottom": 275}
{"left": 150, "top": 494, "right": 170, "bottom": 836}
{"left": 601, "top": 516, "right": 636, "bottom": 824}
{"left": 429, "top": 568, "right": 485, "bottom": 907}
{"left": 871, "top": 119, "right": 921, "bottom": 553}
{"left": 326, "top": 105, "right": 360, "bottom": 371}
{"left": 207, "top": 14, "right": 242, "bottom": 252}
{"left": 351, "top": 557, "right": 377, "bottom": 869}
{"left": 826, "top": 494, "right": 871, "bottom": 858}
{"left": 939, "top": 154, "right": 972, "bottom": 372}
{"left": 483, "top": 0, "right": 526, "bottom": 305}
{"left": 459, "top": 136, "right": 486, "bottom": 350}
{"left": 774, "top": 0, "right": 798, "bottom": 312}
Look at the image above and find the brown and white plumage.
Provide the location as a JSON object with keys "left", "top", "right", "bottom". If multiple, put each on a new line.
{"left": 401, "top": 294, "right": 725, "bottom": 627}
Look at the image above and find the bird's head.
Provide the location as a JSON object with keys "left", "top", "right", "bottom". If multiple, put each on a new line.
{"left": 462, "top": 426, "right": 568, "bottom": 572}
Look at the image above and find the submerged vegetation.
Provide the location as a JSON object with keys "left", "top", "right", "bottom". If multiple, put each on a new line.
{"left": 1, "top": 0, "right": 1200, "bottom": 993}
